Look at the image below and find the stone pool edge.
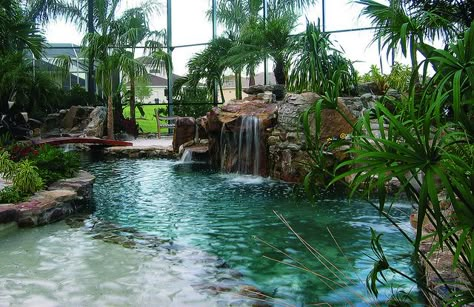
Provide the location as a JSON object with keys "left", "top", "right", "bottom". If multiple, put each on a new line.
{"left": 0, "top": 170, "right": 95, "bottom": 227}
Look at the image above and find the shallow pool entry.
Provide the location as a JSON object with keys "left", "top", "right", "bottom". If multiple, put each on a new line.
{"left": 0, "top": 158, "right": 422, "bottom": 306}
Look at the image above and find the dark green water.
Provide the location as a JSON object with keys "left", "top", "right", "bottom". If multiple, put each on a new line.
{"left": 86, "top": 158, "right": 421, "bottom": 306}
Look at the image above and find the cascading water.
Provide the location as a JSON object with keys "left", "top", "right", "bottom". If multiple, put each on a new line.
{"left": 237, "top": 116, "right": 260, "bottom": 175}
{"left": 219, "top": 116, "right": 261, "bottom": 176}
{"left": 179, "top": 148, "right": 193, "bottom": 163}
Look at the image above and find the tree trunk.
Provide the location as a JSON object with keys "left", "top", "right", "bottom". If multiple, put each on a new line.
{"left": 129, "top": 76, "right": 136, "bottom": 122}
{"left": 274, "top": 59, "right": 285, "bottom": 85}
{"left": 235, "top": 71, "right": 242, "bottom": 100}
{"left": 249, "top": 69, "right": 256, "bottom": 86}
{"left": 107, "top": 95, "right": 114, "bottom": 140}
{"left": 219, "top": 79, "right": 225, "bottom": 103}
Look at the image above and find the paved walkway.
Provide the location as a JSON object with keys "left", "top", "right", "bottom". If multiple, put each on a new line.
{"left": 130, "top": 137, "right": 173, "bottom": 148}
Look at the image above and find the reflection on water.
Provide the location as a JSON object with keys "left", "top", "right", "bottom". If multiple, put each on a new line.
{"left": 0, "top": 158, "right": 422, "bottom": 306}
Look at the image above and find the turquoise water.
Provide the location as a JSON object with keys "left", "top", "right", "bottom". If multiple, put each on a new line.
{"left": 85, "top": 158, "right": 420, "bottom": 305}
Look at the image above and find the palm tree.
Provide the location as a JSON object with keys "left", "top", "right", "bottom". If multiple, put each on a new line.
{"left": 0, "top": 0, "right": 46, "bottom": 114}
{"left": 0, "top": 0, "right": 45, "bottom": 58}
{"left": 80, "top": 0, "right": 124, "bottom": 139}
{"left": 214, "top": 0, "right": 316, "bottom": 87}
{"left": 224, "top": 9, "right": 298, "bottom": 86}
{"left": 115, "top": 7, "right": 153, "bottom": 123}
{"left": 356, "top": 0, "right": 457, "bottom": 69}
{"left": 186, "top": 37, "right": 235, "bottom": 103}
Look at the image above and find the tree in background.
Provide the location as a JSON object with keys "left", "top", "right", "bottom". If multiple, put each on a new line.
{"left": 402, "top": 0, "right": 474, "bottom": 28}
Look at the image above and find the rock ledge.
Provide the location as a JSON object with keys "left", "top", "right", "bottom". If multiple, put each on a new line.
{"left": 0, "top": 170, "right": 95, "bottom": 227}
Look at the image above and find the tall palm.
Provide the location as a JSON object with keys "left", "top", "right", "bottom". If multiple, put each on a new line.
{"left": 215, "top": 0, "right": 315, "bottom": 87}
{"left": 115, "top": 7, "right": 152, "bottom": 122}
{"left": 0, "top": 0, "right": 45, "bottom": 58}
{"left": 225, "top": 9, "right": 298, "bottom": 85}
{"left": 186, "top": 37, "right": 235, "bottom": 103}
{"left": 80, "top": 0, "right": 123, "bottom": 139}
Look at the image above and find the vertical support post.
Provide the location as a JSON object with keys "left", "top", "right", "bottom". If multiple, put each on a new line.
{"left": 87, "top": 0, "right": 95, "bottom": 104}
{"left": 212, "top": 0, "right": 218, "bottom": 106}
{"left": 167, "top": 0, "right": 174, "bottom": 118}
{"left": 322, "top": 0, "right": 326, "bottom": 32}
{"left": 263, "top": 0, "right": 267, "bottom": 85}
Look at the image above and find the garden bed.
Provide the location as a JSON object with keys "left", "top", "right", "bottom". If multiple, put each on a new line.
{"left": 0, "top": 170, "right": 95, "bottom": 227}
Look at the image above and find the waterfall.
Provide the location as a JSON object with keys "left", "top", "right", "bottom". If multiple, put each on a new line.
{"left": 219, "top": 123, "right": 227, "bottom": 171}
{"left": 179, "top": 149, "right": 193, "bottom": 163}
{"left": 219, "top": 116, "right": 261, "bottom": 175}
{"left": 238, "top": 116, "right": 260, "bottom": 175}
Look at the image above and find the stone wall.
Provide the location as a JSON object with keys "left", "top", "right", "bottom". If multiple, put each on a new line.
{"left": 268, "top": 93, "right": 357, "bottom": 183}
{"left": 0, "top": 171, "right": 95, "bottom": 227}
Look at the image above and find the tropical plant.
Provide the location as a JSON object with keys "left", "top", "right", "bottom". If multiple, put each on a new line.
{"left": 359, "top": 63, "right": 412, "bottom": 94}
{"left": 0, "top": 0, "right": 45, "bottom": 58}
{"left": 29, "top": 144, "right": 80, "bottom": 185}
{"left": 0, "top": 150, "right": 43, "bottom": 196}
{"left": 402, "top": 0, "right": 474, "bottom": 28}
{"left": 356, "top": 0, "right": 457, "bottom": 70}
{"left": 302, "top": 20, "right": 474, "bottom": 305}
{"left": 185, "top": 37, "right": 235, "bottom": 103}
{"left": 288, "top": 21, "right": 358, "bottom": 95}
{"left": 114, "top": 5, "right": 163, "bottom": 122}
{"left": 0, "top": 186, "right": 24, "bottom": 203}
{"left": 173, "top": 77, "right": 211, "bottom": 118}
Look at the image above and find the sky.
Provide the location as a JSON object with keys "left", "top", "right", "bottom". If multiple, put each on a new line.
{"left": 43, "top": 0, "right": 407, "bottom": 76}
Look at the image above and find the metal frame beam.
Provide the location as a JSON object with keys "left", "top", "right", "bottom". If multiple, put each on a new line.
{"left": 263, "top": 0, "right": 267, "bottom": 85}
{"left": 167, "top": 0, "right": 174, "bottom": 117}
{"left": 212, "top": 0, "right": 218, "bottom": 106}
{"left": 322, "top": 0, "right": 326, "bottom": 32}
{"left": 87, "top": 0, "right": 95, "bottom": 104}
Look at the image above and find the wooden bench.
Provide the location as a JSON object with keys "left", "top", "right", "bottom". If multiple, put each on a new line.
{"left": 155, "top": 108, "right": 176, "bottom": 139}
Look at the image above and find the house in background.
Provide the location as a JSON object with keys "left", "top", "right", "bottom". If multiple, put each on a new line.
{"left": 40, "top": 43, "right": 89, "bottom": 90}
{"left": 136, "top": 56, "right": 181, "bottom": 104}
{"left": 221, "top": 72, "right": 276, "bottom": 102}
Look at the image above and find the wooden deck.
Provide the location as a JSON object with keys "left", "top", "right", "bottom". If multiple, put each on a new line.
{"left": 33, "top": 137, "right": 133, "bottom": 147}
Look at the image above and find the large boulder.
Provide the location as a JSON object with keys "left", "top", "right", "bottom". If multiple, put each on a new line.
{"left": 243, "top": 84, "right": 286, "bottom": 101}
{"left": 83, "top": 106, "right": 107, "bottom": 138}
{"left": 268, "top": 92, "right": 356, "bottom": 183}
{"left": 61, "top": 106, "right": 95, "bottom": 131}
{"left": 173, "top": 117, "right": 196, "bottom": 152}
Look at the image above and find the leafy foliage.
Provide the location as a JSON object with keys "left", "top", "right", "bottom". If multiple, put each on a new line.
{"left": 173, "top": 77, "right": 212, "bottom": 118}
{"left": 288, "top": 21, "right": 358, "bottom": 95}
{"left": 359, "top": 63, "right": 412, "bottom": 94}
{"left": 302, "top": 5, "right": 474, "bottom": 302}
{"left": 0, "top": 186, "right": 24, "bottom": 203}
{"left": 0, "top": 150, "right": 43, "bottom": 197}
{"left": 29, "top": 145, "right": 80, "bottom": 185}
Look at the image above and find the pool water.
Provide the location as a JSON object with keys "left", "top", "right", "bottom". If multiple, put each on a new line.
{"left": 0, "top": 158, "right": 421, "bottom": 306}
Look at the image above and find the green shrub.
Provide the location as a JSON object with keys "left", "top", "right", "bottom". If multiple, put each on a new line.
{"left": 0, "top": 186, "right": 24, "bottom": 203}
{"left": 0, "top": 151, "right": 43, "bottom": 196}
{"left": 12, "top": 160, "right": 43, "bottom": 194}
{"left": 30, "top": 145, "right": 80, "bottom": 185}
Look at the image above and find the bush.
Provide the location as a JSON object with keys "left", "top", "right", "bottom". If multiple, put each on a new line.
{"left": 0, "top": 151, "right": 43, "bottom": 196}
{"left": 0, "top": 186, "right": 24, "bottom": 203}
{"left": 173, "top": 86, "right": 212, "bottom": 118}
{"left": 29, "top": 145, "right": 80, "bottom": 185}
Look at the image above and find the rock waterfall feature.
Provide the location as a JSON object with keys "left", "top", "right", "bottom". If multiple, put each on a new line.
{"left": 206, "top": 100, "right": 278, "bottom": 177}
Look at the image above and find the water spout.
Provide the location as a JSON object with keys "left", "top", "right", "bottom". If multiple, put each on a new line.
{"left": 179, "top": 149, "right": 193, "bottom": 163}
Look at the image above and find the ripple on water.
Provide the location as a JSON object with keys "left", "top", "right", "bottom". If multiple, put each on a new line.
{"left": 0, "top": 158, "right": 422, "bottom": 306}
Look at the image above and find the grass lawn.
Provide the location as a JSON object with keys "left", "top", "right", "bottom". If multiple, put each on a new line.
{"left": 122, "top": 105, "right": 169, "bottom": 134}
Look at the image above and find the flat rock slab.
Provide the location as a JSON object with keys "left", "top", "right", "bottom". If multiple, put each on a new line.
{"left": 104, "top": 145, "right": 177, "bottom": 159}
{"left": 0, "top": 171, "right": 95, "bottom": 227}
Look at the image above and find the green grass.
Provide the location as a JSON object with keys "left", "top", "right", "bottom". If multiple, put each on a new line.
{"left": 122, "top": 105, "right": 168, "bottom": 134}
